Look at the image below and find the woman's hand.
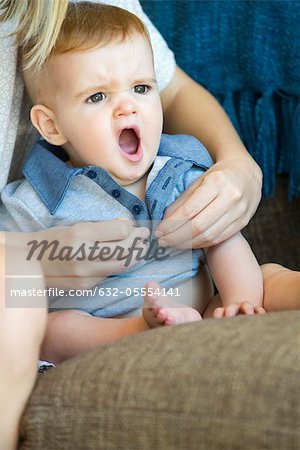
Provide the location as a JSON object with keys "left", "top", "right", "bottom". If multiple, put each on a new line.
{"left": 156, "top": 155, "right": 262, "bottom": 249}
{"left": 159, "top": 66, "right": 262, "bottom": 249}
{"left": 11, "top": 220, "right": 149, "bottom": 290}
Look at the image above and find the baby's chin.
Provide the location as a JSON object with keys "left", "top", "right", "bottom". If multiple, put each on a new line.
{"left": 114, "top": 165, "right": 153, "bottom": 187}
{"left": 113, "top": 174, "right": 145, "bottom": 187}
{"left": 112, "top": 174, "right": 146, "bottom": 190}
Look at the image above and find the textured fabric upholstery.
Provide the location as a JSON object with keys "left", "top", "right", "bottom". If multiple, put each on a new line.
{"left": 243, "top": 175, "right": 300, "bottom": 270}
{"left": 20, "top": 312, "right": 300, "bottom": 449}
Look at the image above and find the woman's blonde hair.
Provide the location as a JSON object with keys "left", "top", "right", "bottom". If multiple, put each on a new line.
{"left": 0, "top": 0, "right": 68, "bottom": 70}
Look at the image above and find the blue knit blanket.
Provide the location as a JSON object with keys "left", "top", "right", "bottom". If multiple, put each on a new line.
{"left": 141, "top": 0, "right": 300, "bottom": 198}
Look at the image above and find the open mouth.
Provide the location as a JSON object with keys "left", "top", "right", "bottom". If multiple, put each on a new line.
{"left": 118, "top": 128, "right": 142, "bottom": 162}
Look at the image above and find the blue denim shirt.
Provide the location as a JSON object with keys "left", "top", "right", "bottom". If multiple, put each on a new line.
{"left": 0, "top": 134, "right": 213, "bottom": 316}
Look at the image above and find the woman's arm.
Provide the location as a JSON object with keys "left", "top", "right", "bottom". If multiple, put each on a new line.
{"left": 0, "top": 234, "right": 47, "bottom": 450}
{"left": 158, "top": 66, "right": 262, "bottom": 247}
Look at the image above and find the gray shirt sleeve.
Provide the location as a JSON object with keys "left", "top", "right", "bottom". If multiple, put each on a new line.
{"left": 0, "top": 180, "right": 49, "bottom": 232}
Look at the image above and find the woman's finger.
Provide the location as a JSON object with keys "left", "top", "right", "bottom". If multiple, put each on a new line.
{"left": 40, "top": 221, "right": 150, "bottom": 288}
{"left": 157, "top": 177, "right": 218, "bottom": 236}
{"left": 69, "top": 218, "right": 134, "bottom": 243}
{"left": 158, "top": 196, "right": 233, "bottom": 248}
{"left": 162, "top": 174, "right": 205, "bottom": 219}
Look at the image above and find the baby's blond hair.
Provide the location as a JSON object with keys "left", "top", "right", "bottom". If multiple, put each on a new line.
{"left": 51, "top": 2, "right": 149, "bottom": 56}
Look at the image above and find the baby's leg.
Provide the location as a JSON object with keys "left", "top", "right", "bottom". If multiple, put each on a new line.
{"left": 143, "top": 281, "right": 202, "bottom": 328}
{"left": 41, "top": 309, "right": 150, "bottom": 363}
{"left": 261, "top": 263, "right": 300, "bottom": 311}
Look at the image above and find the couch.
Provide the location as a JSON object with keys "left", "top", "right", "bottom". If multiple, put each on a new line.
{"left": 19, "top": 1, "right": 300, "bottom": 448}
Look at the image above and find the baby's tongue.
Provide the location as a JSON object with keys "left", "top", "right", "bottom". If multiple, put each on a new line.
{"left": 119, "top": 129, "right": 138, "bottom": 154}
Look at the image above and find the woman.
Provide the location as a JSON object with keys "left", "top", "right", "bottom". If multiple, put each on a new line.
{"left": 0, "top": 0, "right": 262, "bottom": 448}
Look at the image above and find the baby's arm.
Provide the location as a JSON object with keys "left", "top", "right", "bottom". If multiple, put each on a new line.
{"left": 205, "top": 232, "right": 264, "bottom": 317}
{"left": 41, "top": 310, "right": 149, "bottom": 364}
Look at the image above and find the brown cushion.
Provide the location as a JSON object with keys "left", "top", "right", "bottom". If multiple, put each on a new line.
{"left": 244, "top": 175, "right": 300, "bottom": 270}
{"left": 19, "top": 311, "right": 300, "bottom": 449}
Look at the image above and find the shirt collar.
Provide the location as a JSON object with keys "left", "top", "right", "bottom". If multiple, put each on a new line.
{"left": 22, "top": 140, "right": 84, "bottom": 214}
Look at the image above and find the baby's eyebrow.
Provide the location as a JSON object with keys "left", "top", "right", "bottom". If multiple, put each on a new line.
{"left": 74, "top": 85, "right": 108, "bottom": 99}
{"left": 132, "top": 77, "right": 157, "bottom": 85}
{"left": 74, "top": 78, "right": 157, "bottom": 99}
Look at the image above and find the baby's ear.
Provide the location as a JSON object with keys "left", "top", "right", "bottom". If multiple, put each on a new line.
{"left": 30, "top": 105, "right": 67, "bottom": 146}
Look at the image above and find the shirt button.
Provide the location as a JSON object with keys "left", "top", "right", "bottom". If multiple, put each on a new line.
{"left": 132, "top": 204, "right": 142, "bottom": 215}
{"left": 112, "top": 189, "right": 121, "bottom": 198}
{"left": 86, "top": 170, "right": 97, "bottom": 179}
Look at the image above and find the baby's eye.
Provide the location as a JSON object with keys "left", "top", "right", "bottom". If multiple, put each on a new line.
{"left": 133, "top": 85, "right": 150, "bottom": 94}
{"left": 86, "top": 92, "right": 106, "bottom": 103}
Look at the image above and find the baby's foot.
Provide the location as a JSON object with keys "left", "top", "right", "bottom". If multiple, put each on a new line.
{"left": 142, "top": 281, "right": 202, "bottom": 328}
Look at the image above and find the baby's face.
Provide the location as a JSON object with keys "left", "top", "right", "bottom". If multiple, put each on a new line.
{"left": 46, "top": 33, "right": 163, "bottom": 186}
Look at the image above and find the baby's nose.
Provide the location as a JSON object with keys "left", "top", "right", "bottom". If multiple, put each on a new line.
{"left": 113, "top": 95, "right": 137, "bottom": 118}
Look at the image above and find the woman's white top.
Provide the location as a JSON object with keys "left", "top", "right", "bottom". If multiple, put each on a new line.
{"left": 0, "top": 0, "right": 176, "bottom": 192}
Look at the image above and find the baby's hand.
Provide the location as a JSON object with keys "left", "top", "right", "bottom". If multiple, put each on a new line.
{"left": 213, "top": 301, "right": 265, "bottom": 318}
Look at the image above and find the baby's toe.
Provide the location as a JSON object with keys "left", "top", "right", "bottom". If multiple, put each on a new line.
{"left": 156, "top": 308, "right": 169, "bottom": 323}
{"left": 164, "top": 315, "right": 175, "bottom": 325}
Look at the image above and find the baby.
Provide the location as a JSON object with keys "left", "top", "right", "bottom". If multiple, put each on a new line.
{"left": 1, "top": 2, "right": 298, "bottom": 362}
